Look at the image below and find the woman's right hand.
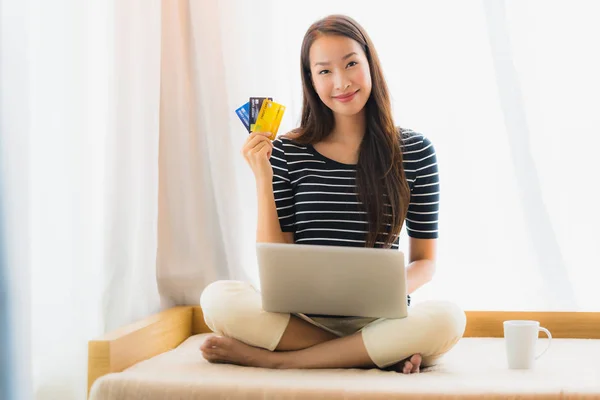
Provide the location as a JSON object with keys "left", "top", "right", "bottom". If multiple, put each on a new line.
{"left": 241, "top": 131, "right": 275, "bottom": 186}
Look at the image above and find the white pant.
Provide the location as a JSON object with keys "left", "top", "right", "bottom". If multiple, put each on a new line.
{"left": 200, "top": 280, "right": 466, "bottom": 368}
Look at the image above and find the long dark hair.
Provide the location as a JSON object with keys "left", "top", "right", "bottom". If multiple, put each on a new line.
{"left": 285, "top": 15, "right": 410, "bottom": 248}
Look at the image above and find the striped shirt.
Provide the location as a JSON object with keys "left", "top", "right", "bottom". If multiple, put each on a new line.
{"left": 270, "top": 129, "right": 440, "bottom": 248}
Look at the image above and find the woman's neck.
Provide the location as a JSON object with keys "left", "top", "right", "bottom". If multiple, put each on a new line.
{"left": 327, "top": 110, "right": 366, "bottom": 146}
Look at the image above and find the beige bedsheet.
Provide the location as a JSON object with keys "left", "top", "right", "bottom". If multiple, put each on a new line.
{"left": 90, "top": 334, "right": 600, "bottom": 399}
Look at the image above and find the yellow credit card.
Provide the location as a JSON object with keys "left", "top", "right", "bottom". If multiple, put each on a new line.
{"left": 253, "top": 100, "right": 285, "bottom": 140}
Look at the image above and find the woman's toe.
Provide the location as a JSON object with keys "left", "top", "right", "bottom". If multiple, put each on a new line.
{"left": 410, "top": 354, "right": 422, "bottom": 373}
{"left": 201, "top": 335, "right": 218, "bottom": 350}
{"left": 201, "top": 348, "right": 215, "bottom": 360}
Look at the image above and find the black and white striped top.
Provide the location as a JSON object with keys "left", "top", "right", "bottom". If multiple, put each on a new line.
{"left": 270, "top": 129, "right": 440, "bottom": 249}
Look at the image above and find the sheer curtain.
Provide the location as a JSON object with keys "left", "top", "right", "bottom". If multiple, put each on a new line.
{"left": 1, "top": 0, "right": 162, "bottom": 399}
{"left": 157, "top": 0, "right": 253, "bottom": 306}
{"left": 1, "top": 2, "right": 34, "bottom": 398}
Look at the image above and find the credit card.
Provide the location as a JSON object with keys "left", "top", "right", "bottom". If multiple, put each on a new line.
{"left": 249, "top": 97, "right": 272, "bottom": 132}
{"left": 253, "top": 99, "right": 286, "bottom": 140}
{"left": 235, "top": 102, "right": 250, "bottom": 132}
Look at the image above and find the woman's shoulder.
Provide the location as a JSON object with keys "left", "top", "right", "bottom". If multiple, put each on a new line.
{"left": 273, "top": 131, "right": 297, "bottom": 146}
{"left": 278, "top": 129, "right": 303, "bottom": 143}
{"left": 272, "top": 130, "right": 311, "bottom": 158}
{"left": 399, "top": 127, "right": 425, "bottom": 142}
{"left": 274, "top": 130, "right": 309, "bottom": 151}
{"left": 398, "top": 127, "right": 435, "bottom": 151}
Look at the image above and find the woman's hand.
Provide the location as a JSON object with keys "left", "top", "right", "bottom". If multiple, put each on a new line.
{"left": 241, "top": 131, "right": 274, "bottom": 187}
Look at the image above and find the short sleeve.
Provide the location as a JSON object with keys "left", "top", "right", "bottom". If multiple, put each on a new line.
{"left": 406, "top": 136, "right": 439, "bottom": 239}
{"left": 270, "top": 139, "right": 296, "bottom": 232}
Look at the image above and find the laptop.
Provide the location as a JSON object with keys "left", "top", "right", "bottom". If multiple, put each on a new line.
{"left": 256, "top": 242, "right": 408, "bottom": 319}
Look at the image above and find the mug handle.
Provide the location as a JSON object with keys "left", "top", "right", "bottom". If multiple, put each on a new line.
{"left": 535, "top": 326, "right": 552, "bottom": 360}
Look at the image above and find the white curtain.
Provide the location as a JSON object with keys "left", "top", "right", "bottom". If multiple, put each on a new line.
{"left": 1, "top": 0, "right": 162, "bottom": 399}
{"left": 1, "top": 2, "right": 32, "bottom": 398}
{"left": 157, "top": 0, "right": 253, "bottom": 306}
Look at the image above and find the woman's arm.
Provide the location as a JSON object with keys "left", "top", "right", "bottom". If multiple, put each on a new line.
{"left": 402, "top": 133, "right": 440, "bottom": 294}
{"left": 256, "top": 183, "right": 294, "bottom": 244}
{"left": 406, "top": 237, "right": 437, "bottom": 294}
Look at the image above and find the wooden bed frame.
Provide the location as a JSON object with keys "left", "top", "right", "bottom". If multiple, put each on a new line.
{"left": 87, "top": 307, "right": 600, "bottom": 397}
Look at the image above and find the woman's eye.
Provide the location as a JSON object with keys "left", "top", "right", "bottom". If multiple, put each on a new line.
{"left": 347, "top": 61, "right": 357, "bottom": 68}
{"left": 319, "top": 70, "right": 330, "bottom": 75}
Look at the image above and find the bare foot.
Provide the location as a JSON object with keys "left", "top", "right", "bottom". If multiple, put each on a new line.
{"left": 200, "top": 335, "right": 422, "bottom": 374}
{"left": 200, "top": 335, "right": 280, "bottom": 368}
{"left": 389, "top": 353, "right": 422, "bottom": 374}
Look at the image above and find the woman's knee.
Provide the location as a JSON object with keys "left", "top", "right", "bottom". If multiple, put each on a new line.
{"left": 361, "top": 300, "right": 466, "bottom": 367}
{"left": 417, "top": 300, "right": 467, "bottom": 341}
{"left": 200, "top": 280, "right": 248, "bottom": 310}
{"left": 199, "top": 280, "right": 261, "bottom": 334}
{"left": 199, "top": 279, "right": 291, "bottom": 350}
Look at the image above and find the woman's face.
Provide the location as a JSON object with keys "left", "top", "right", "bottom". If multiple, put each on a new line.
{"left": 309, "top": 35, "right": 372, "bottom": 118}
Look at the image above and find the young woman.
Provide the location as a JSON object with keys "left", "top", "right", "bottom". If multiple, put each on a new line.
{"left": 199, "top": 14, "right": 465, "bottom": 374}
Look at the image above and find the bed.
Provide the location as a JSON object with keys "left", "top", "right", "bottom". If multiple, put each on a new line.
{"left": 88, "top": 306, "right": 600, "bottom": 399}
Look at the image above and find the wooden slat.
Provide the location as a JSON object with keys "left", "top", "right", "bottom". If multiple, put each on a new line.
{"left": 464, "top": 311, "right": 600, "bottom": 338}
{"left": 87, "top": 306, "right": 193, "bottom": 397}
{"left": 191, "top": 307, "right": 600, "bottom": 338}
{"left": 192, "top": 306, "right": 212, "bottom": 334}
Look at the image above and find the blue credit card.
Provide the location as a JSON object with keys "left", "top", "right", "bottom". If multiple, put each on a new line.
{"left": 235, "top": 102, "right": 250, "bottom": 132}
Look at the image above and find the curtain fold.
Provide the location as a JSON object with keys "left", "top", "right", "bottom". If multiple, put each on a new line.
{"left": 157, "top": 0, "right": 252, "bottom": 307}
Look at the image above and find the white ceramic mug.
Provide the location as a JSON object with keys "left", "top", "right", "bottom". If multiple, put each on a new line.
{"left": 503, "top": 320, "right": 552, "bottom": 369}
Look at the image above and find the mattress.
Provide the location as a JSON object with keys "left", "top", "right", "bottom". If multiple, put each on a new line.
{"left": 89, "top": 333, "right": 600, "bottom": 399}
